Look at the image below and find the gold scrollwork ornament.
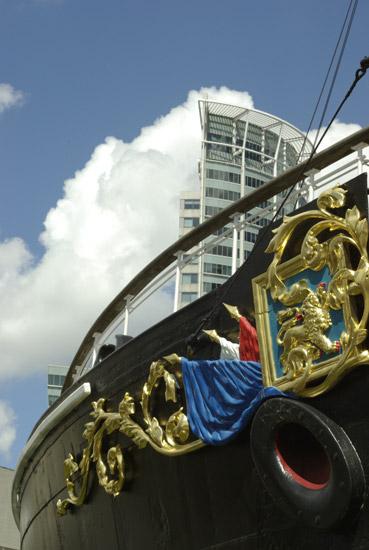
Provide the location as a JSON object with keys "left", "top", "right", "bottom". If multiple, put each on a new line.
{"left": 57, "top": 355, "right": 203, "bottom": 515}
{"left": 254, "top": 186, "right": 369, "bottom": 398}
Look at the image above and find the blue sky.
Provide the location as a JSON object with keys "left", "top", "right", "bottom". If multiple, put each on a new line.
{"left": 0, "top": 0, "right": 369, "bottom": 468}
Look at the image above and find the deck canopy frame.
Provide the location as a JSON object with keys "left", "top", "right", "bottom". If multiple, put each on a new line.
{"left": 198, "top": 99, "right": 313, "bottom": 160}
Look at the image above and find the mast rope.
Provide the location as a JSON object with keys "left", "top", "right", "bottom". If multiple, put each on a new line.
{"left": 189, "top": 1, "right": 367, "bottom": 344}
{"left": 296, "top": 0, "right": 358, "bottom": 165}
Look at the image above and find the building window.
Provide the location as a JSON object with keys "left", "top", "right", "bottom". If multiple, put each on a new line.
{"left": 265, "top": 130, "right": 278, "bottom": 157}
{"left": 209, "top": 245, "right": 236, "bottom": 258}
{"left": 183, "top": 217, "right": 199, "bottom": 228}
{"left": 205, "top": 205, "right": 223, "bottom": 217}
{"left": 203, "top": 282, "right": 222, "bottom": 293}
{"left": 206, "top": 168, "right": 240, "bottom": 184}
{"left": 205, "top": 187, "right": 240, "bottom": 202}
{"left": 207, "top": 132, "right": 232, "bottom": 144}
{"left": 286, "top": 142, "right": 298, "bottom": 167}
{"left": 212, "top": 227, "right": 229, "bottom": 237}
{"left": 245, "top": 150, "right": 262, "bottom": 163}
{"left": 245, "top": 231, "right": 258, "bottom": 243}
{"left": 208, "top": 114, "right": 234, "bottom": 135}
{"left": 204, "top": 263, "right": 232, "bottom": 276}
{"left": 245, "top": 176, "right": 265, "bottom": 189}
{"left": 182, "top": 273, "right": 198, "bottom": 285}
{"left": 247, "top": 124, "right": 263, "bottom": 149}
{"left": 181, "top": 292, "right": 198, "bottom": 303}
{"left": 48, "top": 374, "right": 66, "bottom": 387}
{"left": 184, "top": 199, "right": 200, "bottom": 209}
{"left": 246, "top": 140, "right": 261, "bottom": 152}
{"left": 183, "top": 254, "right": 198, "bottom": 264}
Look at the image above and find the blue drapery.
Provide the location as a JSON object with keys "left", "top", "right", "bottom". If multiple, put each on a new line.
{"left": 181, "top": 358, "right": 285, "bottom": 445}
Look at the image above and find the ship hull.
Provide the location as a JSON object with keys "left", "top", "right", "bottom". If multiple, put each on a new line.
{"left": 18, "top": 369, "right": 369, "bottom": 549}
{"left": 16, "top": 175, "right": 369, "bottom": 549}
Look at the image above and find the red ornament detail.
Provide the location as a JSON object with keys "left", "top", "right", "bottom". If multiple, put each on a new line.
{"left": 239, "top": 316, "right": 259, "bottom": 362}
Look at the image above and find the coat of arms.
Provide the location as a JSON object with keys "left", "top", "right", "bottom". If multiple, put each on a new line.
{"left": 252, "top": 187, "right": 369, "bottom": 397}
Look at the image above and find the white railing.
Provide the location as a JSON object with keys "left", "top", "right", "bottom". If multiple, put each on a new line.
{"left": 77, "top": 147, "right": 369, "bottom": 380}
{"left": 77, "top": 202, "right": 281, "bottom": 377}
{"left": 79, "top": 151, "right": 368, "bottom": 379}
{"left": 67, "top": 131, "right": 369, "bottom": 387}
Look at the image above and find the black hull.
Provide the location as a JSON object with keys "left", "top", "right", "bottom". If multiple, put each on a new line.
{"left": 19, "top": 370, "right": 369, "bottom": 550}
{"left": 17, "top": 175, "right": 369, "bottom": 549}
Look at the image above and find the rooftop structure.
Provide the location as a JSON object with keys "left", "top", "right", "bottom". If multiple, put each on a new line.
{"left": 176, "top": 100, "right": 313, "bottom": 309}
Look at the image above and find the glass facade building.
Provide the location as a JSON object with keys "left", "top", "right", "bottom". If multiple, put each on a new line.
{"left": 47, "top": 364, "right": 68, "bottom": 407}
{"left": 177, "top": 100, "right": 313, "bottom": 308}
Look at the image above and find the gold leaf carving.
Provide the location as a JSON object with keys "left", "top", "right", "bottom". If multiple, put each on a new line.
{"left": 257, "top": 186, "right": 369, "bottom": 398}
{"left": 345, "top": 205, "right": 361, "bottom": 232}
{"left": 164, "top": 371, "right": 177, "bottom": 403}
{"left": 358, "top": 218, "right": 369, "bottom": 250}
{"left": 166, "top": 409, "right": 189, "bottom": 445}
{"left": 146, "top": 417, "right": 164, "bottom": 446}
{"left": 353, "top": 329, "right": 367, "bottom": 345}
{"left": 58, "top": 358, "right": 204, "bottom": 515}
{"left": 118, "top": 392, "right": 135, "bottom": 416}
{"left": 317, "top": 187, "right": 346, "bottom": 211}
{"left": 63, "top": 454, "right": 78, "bottom": 478}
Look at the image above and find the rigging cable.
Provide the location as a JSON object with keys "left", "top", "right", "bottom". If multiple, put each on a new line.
{"left": 189, "top": 3, "right": 367, "bottom": 343}
{"left": 240, "top": 0, "right": 362, "bottom": 251}
{"left": 311, "top": 0, "right": 359, "bottom": 152}
{"left": 276, "top": 0, "right": 359, "bottom": 220}
{"left": 296, "top": 0, "right": 358, "bottom": 165}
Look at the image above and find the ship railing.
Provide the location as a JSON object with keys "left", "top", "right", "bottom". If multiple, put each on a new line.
{"left": 76, "top": 200, "right": 281, "bottom": 379}
{"left": 65, "top": 128, "right": 369, "bottom": 389}
{"left": 311, "top": 152, "right": 368, "bottom": 192}
{"left": 79, "top": 147, "right": 367, "bottom": 379}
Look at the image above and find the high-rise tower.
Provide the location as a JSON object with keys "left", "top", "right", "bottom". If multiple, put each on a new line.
{"left": 177, "top": 100, "right": 313, "bottom": 309}
{"left": 47, "top": 364, "right": 68, "bottom": 406}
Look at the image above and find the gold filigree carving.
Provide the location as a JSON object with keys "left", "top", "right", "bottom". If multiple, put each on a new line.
{"left": 56, "top": 397, "right": 126, "bottom": 515}
{"left": 277, "top": 284, "right": 340, "bottom": 381}
{"left": 57, "top": 356, "right": 203, "bottom": 515}
{"left": 253, "top": 187, "right": 369, "bottom": 397}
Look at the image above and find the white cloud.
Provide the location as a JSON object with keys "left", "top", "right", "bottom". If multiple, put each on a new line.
{"left": 308, "top": 119, "right": 369, "bottom": 191}
{"left": 0, "top": 83, "right": 24, "bottom": 114}
{"left": 0, "top": 87, "right": 254, "bottom": 380}
{"left": 0, "top": 401, "right": 16, "bottom": 457}
{"left": 309, "top": 119, "right": 362, "bottom": 151}
{"left": 0, "top": 85, "right": 366, "bottom": 388}
{"left": 0, "top": 85, "right": 366, "bottom": 386}
{"left": 0, "top": 238, "right": 32, "bottom": 288}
